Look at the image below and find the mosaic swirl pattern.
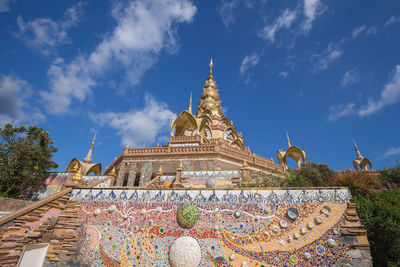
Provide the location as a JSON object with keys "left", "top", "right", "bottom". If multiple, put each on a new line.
{"left": 74, "top": 189, "right": 352, "bottom": 266}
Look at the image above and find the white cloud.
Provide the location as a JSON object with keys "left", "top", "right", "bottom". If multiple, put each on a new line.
{"left": 217, "top": 0, "right": 239, "bottom": 28}
{"left": 328, "top": 103, "right": 355, "bottom": 121}
{"left": 352, "top": 25, "right": 378, "bottom": 38}
{"left": 340, "top": 69, "right": 358, "bottom": 87}
{"left": 312, "top": 43, "right": 342, "bottom": 71}
{"left": 259, "top": 9, "right": 297, "bottom": 42}
{"left": 352, "top": 25, "right": 366, "bottom": 38}
{"left": 385, "top": 16, "right": 400, "bottom": 27}
{"left": 366, "top": 26, "right": 378, "bottom": 35}
{"left": 302, "top": 0, "right": 323, "bottom": 33}
{"left": 279, "top": 71, "right": 288, "bottom": 78}
{"left": 0, "top": 74, "right": 44, "bottom": 126}
{"left": 91, "top": 94, "right": 176, "bottom": 147}
{"left": 16, "top": 3, "right": 85, "bottom": 55}
{"left": 359, "top": 65, "right": 400, "bottom": 116}
{"left": 384, "top": 147, "right": 400, "bottom": 157}
{"left": 40, "top": 0, "right": 197, "bottom": 115}
{"left": 0, "top": 0, "right": 14, "bottom": 12}
{"left": 240, "top": 54, "right": 260, "bottom": 75}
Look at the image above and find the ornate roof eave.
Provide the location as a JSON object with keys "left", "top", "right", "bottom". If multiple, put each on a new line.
{"left": 66, "top": 158, "right": 102, "bottom": 176}
{"left": 171, "top": 110, "right": 198, "bottom": 136}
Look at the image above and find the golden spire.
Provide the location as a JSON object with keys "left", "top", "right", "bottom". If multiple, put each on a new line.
{"left": 197, "top": 58, "right": 223, "bottom": 117}
{"left": 188, "top": 92, "right": 192, "bottom": 114}
{"left": 158, "top": 165, "right": 163, "bottom": 175}
{"left": 178, "top": 160, "right": 184, "bottom": 169}
{"left": 286, "top": 131, "right": 291, "bottom": 148}
{"left": 353, "top": 138, "right": 363, "bottom": 160}
{"left": 84, "top": 133, "right": 96, "bottom": 163}
{"left": 242, "top": 160, "right": 248, "bottom": 168}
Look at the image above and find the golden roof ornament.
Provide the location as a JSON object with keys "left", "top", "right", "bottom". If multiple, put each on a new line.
{"left": 242, "top": 160, "right": 248, "bottom": 168}
{"left": 72, "top": 166, "right": 82, "bottom": 183}
{"left": 196, "top": 58, "right": 223, "bottom": 117}
{"left": 178, "top": 160, "right": 184, "bottom": 169}
{"left": 286, "top": 131, "right": 291, "bottom": 148}
{"left": 352, "top": 139, "right": 373, "bottom": 170}
{"left": 84, "top": 133, "right": 96, "bottom": 163}
{"left": 158, "top": 165, "right": 163, "bottom": 175}
{"left": 353, "top": 138, "right": 363, "bottom": 160}
{"left": 188, "top": 92, "right": 193, "bottom": 114}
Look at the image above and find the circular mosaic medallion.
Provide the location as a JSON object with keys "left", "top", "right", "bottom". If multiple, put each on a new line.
{"left": 234, "top": 210, "right": 242, "bottom": 218}
{"left": 314, "top": 216, "right": 323, "bottom": 225}
{"left": 289, "top": 255, "right": 298, "bottom": 264}
{"left": 205, "top": 177, "right": 216, "bottom": 188}
{"left": 327, "top": 238, "right": 337, "bottom": 247}
{"left": 279, "top": 219, "right": 288, "bottom": 228}
{"left": 169, "top": 236, "right": 201, "bottom": 267}
{"left": 321, "top": 206, "right": 331, "bottom": 216}
{"left": 271, "top": 225, "right": 280, "bottom": 234}
{"left": 287, "top": 208, "right": 299, "bottom": 220}
{"left": 316, "top": 245, "right": 325, "bottom": 255}
{"left": 304, "top": 252, "right": 312, "bottom": 260}
{"left": 176, "top": 204, "right": 199, "bottom": 229}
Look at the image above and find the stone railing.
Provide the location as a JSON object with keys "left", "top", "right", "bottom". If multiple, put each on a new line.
{"left": 170, "top": 135, "right": 201, "bottom": 143}
{"left": 122, "top": 142, "right": 283, "bottom": 173}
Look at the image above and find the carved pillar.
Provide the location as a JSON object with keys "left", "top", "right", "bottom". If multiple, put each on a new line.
{"left": 173, "top": 161, "right": 185, "bottom": 188}
{"left": 115, "top": 162, "right": 126, "bottom": 186}
{"left": 240, "top": 160, "right": 251, "bottom": 184}
{"left": 126, "top": 162, "right": 137, "bottom": 187}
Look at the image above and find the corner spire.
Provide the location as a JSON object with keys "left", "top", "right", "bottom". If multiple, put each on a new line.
{"left": 188, "top": 92, "right": 192, "bottom": 114}
{"left": 286, "top": 131, "right": 291, "bottom": 148}
{"left": 209, "top": 57, "right": 213, "bottom": 73}
{"left": 84, "top": 133, "right": 96, "bottom": 163}
{"left": 353, "top": 138, "right": 363, "bottom": 160}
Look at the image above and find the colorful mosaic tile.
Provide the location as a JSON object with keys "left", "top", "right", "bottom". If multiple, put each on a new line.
{"left": 73, "top": 189, "right": 352, "bottom": 266}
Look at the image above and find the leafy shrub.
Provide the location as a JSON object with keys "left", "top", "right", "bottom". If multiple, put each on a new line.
{"left": 356, "top": 190, "right": 400, "bottom": 267}
{"left": 380, "top": 164, "right": 400, "bottom": 186}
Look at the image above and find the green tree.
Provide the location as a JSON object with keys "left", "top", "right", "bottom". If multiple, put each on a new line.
{"left": 0, "top": 123, "right": 58, "bottom": 198}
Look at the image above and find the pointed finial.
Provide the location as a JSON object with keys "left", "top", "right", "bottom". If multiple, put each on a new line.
{"left": 242, "top": 160, "right": 248, "bottom": 168}
{"left": 286, "top": 131, "right": 291, "bottom": 148}
{"left": 125, "top": 145, "right": 129, "bottom": 150}
{"left": 188, "top": 92, "right": 193, "bottom": 114}
{"left": 84, "top": 133, "right": 96, "bottom": 163}
{"left": 110, "top": 166, "right": 116, "bottom": 175}
{"left": 353, "top": 138, "right": 363, "bottom": 159}
{"left": 209, "top": 57, "right": 213, "bottom": 73}
{"left": 158, "top": 165, "right": 163, "bottom": 175}
{"left": 178, "top": 160, "right": 184, "bottom": 169}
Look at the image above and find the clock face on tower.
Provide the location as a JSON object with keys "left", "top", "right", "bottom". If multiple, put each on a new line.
{"left": 224, "top": 130, "right": 234, "bottom": 141}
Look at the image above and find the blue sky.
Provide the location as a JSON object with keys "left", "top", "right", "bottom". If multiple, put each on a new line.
{"left": 1, "top": 0, "right": 400, "bottom": 171}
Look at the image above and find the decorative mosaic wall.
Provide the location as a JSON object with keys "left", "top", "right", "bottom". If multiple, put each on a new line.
{"left": 71, "top": 188, "right": 357, "bottom": 267}
{"left": 27, "top": 172, "right": 69, "bottom": 200}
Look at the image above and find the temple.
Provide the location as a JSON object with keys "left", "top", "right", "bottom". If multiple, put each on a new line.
{"left": 0, "top": 59, "right": 373, "bottom": 267}
{"left": 103, "top": 59, "right": 283, "bottom": 189}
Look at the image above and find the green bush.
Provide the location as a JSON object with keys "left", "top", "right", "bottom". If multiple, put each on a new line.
{"left": 380, "top": 164, "right": 400, "bottom": 187}
{"left": 355, "top": 190, "right": 400, "bottom": 267}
